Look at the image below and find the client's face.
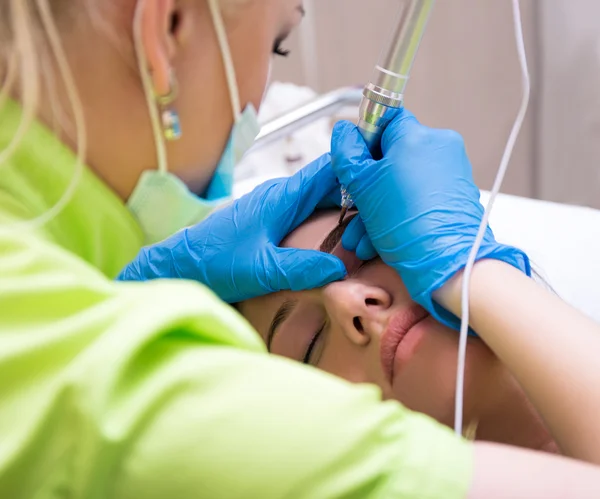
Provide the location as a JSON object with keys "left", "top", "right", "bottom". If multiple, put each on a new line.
{"left": 240, "top": 211, "right": 555, "bottom": 449}
{"left": 239, "top": 211, "right": 499, "bottom": 427}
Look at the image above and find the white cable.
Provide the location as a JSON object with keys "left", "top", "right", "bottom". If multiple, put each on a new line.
{"left": 133, "top": 0, "right": 169, "bottom": 175}
{"left": 207, "top": 0, "right": 242, "bottom": 122}
{"left": 454, "top": 0, "right": 531, "bottom": 436}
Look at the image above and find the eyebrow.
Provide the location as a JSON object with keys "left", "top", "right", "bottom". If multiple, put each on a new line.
{"left": 266, "top": 299, "right": 298, "bottom": 351}
{"left": 297, "top": 4, "right": 306, "bottom": 17}
{"left": 319, "top": 213, "right": 356, "bottom": 254}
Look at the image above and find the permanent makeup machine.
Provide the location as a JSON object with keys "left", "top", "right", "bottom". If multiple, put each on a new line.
{"left": 339, "top": 0, "right": 436, "bottom": 222}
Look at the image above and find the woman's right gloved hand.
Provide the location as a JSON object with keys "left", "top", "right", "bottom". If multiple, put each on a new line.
{"left": 117, "top": 154, "right": 347, "bottom": 304}
{"left": 331, "top": 110, "right": 530, "bottom": 328}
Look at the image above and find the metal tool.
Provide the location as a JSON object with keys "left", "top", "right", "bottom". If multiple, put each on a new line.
{"left": 339, "top": 0, "right": 436, "bottom": 224}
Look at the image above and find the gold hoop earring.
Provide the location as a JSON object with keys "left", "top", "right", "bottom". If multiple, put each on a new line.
{"left": 155, "top": 72, "right": 181, "bottom": 141}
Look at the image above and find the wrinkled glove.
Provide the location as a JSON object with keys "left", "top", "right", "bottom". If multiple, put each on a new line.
{"left": 332, "top": 110, "right": 530, "bottom": 328}
{"left": 118, "top": 154, "right": 347, "bottom": 303}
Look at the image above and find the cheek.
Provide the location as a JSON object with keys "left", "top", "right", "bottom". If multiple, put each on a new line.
{"left": 317, "top": 332, "right": 388, "bottom": 392}
{"left": 391, "top": 319, "right": 498, "bottom": 426}
{"left": 166, "top": 16, "right": 272, "bottom": 185}
{"left": 229, "top": 19, "right": 273, "bottom": 111}
{"left": 169, "top": 31, "right": 231, "bottom": 185}
{"left": 318, "top": 335, "right": 370, "bottom": 384}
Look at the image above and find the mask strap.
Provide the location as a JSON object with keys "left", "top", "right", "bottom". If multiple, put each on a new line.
{"left": 207, "top": 0, "right": 242, "bottom": 123}
{"left": 133, "top": 0, "right": 169, "bottom": 174}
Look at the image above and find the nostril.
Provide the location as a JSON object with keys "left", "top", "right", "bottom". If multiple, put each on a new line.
{"left": 365, "top": 298, "right": 379, "bottom": 307}
{"left": 353, "top": 317, "right": 364, "bottom": 333}
{"left": 170, "top": 11, "right": 181, "bottom": 34}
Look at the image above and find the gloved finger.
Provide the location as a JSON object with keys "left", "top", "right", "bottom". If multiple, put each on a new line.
{"left": 272, "top": 247, "right": 347, "bottom": 292}
{"left": 342, "top": 215, "right": 377, "bottom": 261}
{"left": 380, "top": 108, "right": 421, "bottom": 156}
{"left": 341, "top": 214, "right": 366, "bottom": 252}
{"left": 317, "top": 185, "right": 343, "bottom": 209}
{"left": 355, "top": 235, "right": 377, "bottom": 261}
{"left": 330, "top": 121, "right": 377, "bottom": 195}
{"left": 273, "top": 153, "right": 340, "bottom": 238}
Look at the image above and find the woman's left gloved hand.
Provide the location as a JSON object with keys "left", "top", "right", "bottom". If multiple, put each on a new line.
{"left": 117, "top": 154, "right": 347, "bottom": 303}
{"left": 331, "top": 112, "right": 530, "bottom": 328}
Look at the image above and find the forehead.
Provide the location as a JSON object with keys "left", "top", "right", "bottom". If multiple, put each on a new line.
{"left": 281, "top": 210, "right": 340, "bottom": 250}
{"left": 238, "top": 210, "right": 340, "bottom": 338}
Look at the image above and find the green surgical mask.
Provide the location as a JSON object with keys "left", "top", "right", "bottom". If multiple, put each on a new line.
{"left": 127, "top": 104, "right": 259, "bottom": 244}
{"left": 127, "top": 0, "right": 260, "bottom": 244}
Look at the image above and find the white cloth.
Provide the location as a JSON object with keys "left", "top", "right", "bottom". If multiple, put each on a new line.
{"left": 482, "top": 192, "right": 600, "bottom": 322}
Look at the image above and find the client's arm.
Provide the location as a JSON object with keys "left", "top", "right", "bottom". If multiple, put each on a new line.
{"left": 436, "top": 260, "right": 600, "bottom": 464}
{"left": 469, "top": 443, "right": 600, "bottom": 498}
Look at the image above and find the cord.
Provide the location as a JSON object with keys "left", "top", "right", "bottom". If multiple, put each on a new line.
{"left": 454, "top": 0, "right": 531, "bottom": 436}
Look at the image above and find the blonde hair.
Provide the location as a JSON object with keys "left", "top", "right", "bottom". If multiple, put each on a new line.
{"left": 1, "top": 0, "right": 83, "bottom": 156}
{"left": 0, "top": 0, "right": 246, "bottom": 228}
{"left": 0, "top": 0, "right": 87, "bottom": 228}
{"left": 0, "top": 0, "right": 247, "bottom": 146}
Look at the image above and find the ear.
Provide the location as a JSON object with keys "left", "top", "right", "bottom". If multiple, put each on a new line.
{"left": 140, "top": 0, "right": 177, "bottom": 97}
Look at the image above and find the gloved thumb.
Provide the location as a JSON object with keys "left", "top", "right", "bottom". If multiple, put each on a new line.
{"left": 380, "top": 108, "right": 421, "bottom": 155}
{"left": 272, "top": 247, "right": 347, "bottom": 292}
{"left": 341, "top": 215, "right": 377, "bottom": 261}
{"left": 331, "top": 120, "right": 377, "bottom": 194}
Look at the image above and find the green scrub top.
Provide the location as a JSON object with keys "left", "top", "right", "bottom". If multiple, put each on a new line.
{"left": 0, "top": 100, "right": 472, "bottom": 498}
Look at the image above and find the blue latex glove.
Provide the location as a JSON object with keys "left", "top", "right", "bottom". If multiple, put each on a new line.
{"left": 118, "top": 154, "right": 347, "bottom": 303}
{"left": 332, "top": 111, "right": 530, "bottom": 328}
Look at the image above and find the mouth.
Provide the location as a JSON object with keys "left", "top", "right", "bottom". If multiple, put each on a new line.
{"left": 380, "top": 303, "right": 430, "bottom": 385}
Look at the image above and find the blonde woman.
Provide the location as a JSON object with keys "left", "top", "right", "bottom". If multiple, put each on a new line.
{"left": 2, "top": 1, "right": 600, "bottom": 498}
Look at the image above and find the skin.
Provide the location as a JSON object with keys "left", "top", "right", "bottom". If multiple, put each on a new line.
{"left": 438, "top": 259, "right": 600, "bottom": 464}
{"left": 9, "top": 3, "right": 600, "bottom": 493}
{"left": 240, "top": 210, "right": 558, "bottom": 451}
{"left": 33, "top": 0, "right": 304, "bottom": 200}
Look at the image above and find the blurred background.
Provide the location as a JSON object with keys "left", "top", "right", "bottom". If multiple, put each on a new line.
{"left": 250, "top": 0, "right": 600, "bottom": 209}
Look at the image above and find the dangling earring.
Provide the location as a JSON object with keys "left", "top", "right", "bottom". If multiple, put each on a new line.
{"left": 156, "top": 72, "right": 182, "bottom": 141}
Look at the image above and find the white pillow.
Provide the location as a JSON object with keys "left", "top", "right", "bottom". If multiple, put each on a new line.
{"left": 482, "top": 192, "right": 600, "bottom": 322}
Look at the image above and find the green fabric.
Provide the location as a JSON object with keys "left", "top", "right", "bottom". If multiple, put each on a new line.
{"left": 0, "top": 99, "right": 143, "bottom": 278}
{"left": 0, "top": 102, "right": 473, "bottom": 498}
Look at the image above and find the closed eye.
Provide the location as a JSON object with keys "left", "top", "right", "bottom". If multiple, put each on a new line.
{"left": 303, "top": 322, "right": 326, "bottom": 365}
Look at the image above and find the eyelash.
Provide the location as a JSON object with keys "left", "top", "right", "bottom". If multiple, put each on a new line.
{"left": 273, "top": 40, "right": 290, "bottom": 57}
{"left": 303, "top": 322, "right": 326, "bottom": 365}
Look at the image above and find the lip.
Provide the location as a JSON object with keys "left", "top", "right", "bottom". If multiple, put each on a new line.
{"left": 380, "top": 303, "right": 429, "bottom": 385}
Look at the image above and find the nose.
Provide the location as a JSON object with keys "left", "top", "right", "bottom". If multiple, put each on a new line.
{"left": 323, "top": 281, "right": 392, "bottom": 346}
